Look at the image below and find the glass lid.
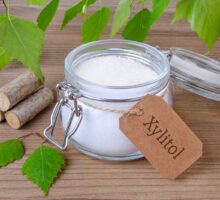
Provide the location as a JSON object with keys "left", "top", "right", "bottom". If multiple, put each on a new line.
{"left": 169, "top": 47, "right": 220, "bottom": 101}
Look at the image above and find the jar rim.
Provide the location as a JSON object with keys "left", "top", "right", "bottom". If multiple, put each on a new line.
{"left": 64, "top": 39, "right": 170, "bottom": 90}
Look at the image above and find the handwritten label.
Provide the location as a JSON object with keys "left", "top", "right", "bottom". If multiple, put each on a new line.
{"left": 143, "top": 115, "right": 185, "bottom": 160}
{"left": 120, "top": 95, "right": 203, "bottom": 179}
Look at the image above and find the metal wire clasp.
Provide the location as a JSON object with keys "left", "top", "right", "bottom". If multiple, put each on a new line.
{"left": 44, "top": 82, "right": 83, "bottom": 150}
{"left": 155, "top": 45, "right": 173, "bottom": 62}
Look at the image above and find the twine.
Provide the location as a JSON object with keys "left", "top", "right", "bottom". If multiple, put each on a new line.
{"left": 76, "top": 85, "right": 169, "bottom": 116}
{"left": 78, "top": 99, "right": 144, "bottom": 116}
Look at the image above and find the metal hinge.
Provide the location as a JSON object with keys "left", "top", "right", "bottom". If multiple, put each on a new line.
{"left": 44, "top": 82, "right": 83, "bottom": 150}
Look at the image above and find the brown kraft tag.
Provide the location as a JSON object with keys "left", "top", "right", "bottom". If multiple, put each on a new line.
{"left": 119, "top": 95, "right": 203, "bottom": 179}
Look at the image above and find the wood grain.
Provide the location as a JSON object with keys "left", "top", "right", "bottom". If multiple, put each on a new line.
{"left": 0, "top": 1, "right": 220, "bottom": 199}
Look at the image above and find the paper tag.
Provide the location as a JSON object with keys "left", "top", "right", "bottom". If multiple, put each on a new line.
{"left": 120, "top": 95, "right": 203, "bottom": 179}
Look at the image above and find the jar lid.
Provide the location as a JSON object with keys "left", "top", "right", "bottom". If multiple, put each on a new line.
{"left": 169, "top": 48, "right": 220, "bottom": 101}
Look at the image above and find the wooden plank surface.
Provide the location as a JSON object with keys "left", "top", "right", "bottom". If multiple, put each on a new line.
{"left": 0, "top": 1, "right": 220, "bottom": 199}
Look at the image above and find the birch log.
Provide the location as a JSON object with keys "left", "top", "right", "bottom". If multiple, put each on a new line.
{"left": 0, "top": 71, "right": 43, "bottom": 111}
{"left": 5, "top": 87, "right": 54, "bottom": 129}
{"left": 0, "top": 111, "right": 4, "bottom": 122}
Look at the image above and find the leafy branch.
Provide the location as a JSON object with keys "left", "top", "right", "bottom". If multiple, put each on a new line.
{"left": 0, "top": 0, "right": 44, "bottom": 80}
{"left": 0, "top": 132, "right": 65, "bottom": 195}
{"left": 0, "top": 0, "right": 220, "bottom": 80}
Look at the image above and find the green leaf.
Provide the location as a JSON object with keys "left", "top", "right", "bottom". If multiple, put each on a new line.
{"left": 173, "top": 0, "right": 220, "bottom": 49}
{"left": 0, "top": 47, "right": 12, "bottom": 70}
{"left": 61, "top": 0, "right": 96, "bottom": 30}
{"left": 82, "top": 7, "right": 111, "bottom": 43}
{"left": 22, "top": 145, "right": 65, "bottom": 195}
{"left": 137, "top": 0, "right": 148, "bottom": 3}
{"left": 172, "top": 0, "right": 195, "bottom": 22}
{"left": 0, "top": 139, "right": 25, "bottom": 167}
{"left": 0, "top": 15, "right": 4, "bottom": 23}
{"left": 150, "top": 0, "right": 170, "bottom": 25}
{"left": 27, "top": 0, "right": 48, "bottom": 5}
{"left": 111, "top": 0, "right": 132, "bottom": 37}
{"left": 37, "top": 0, "right": 59, "bottom": 31}
{"left": 0, "top": 16, "right": 44, "bottom": 80}
{"left": 123, "top": 8, "right": 151, "bottom": 42}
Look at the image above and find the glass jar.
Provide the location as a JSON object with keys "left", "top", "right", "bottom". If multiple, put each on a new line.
{"left": 44, "top": 40, "right": 220, "bottom": 161}
{"left": 45, "top": 40, "right": 171, "bottom": 160}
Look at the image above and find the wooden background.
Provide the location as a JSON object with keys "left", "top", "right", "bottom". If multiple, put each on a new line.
{"left": 0, "top": 1, "right": 220, "bottom": 199}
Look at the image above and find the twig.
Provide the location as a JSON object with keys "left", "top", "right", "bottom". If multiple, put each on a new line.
{"left": 41, "top": 139, "right": 47, "bottom": 145}
{"left": 2, "top": 0, "right": 7, "bottom": 11}
{"left": 35, "top": 132, "right": 46, "bottom": 141}
{"left": 18, "top": 132, "right": 46, "bottom": 142}
{"left": 2, "top": 0, "right": 9, "bottom": 18}
{"left": 17, "top": 132, "right": 34, "bottom": 140}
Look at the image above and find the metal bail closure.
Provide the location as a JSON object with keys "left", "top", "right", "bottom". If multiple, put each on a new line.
{"left": 44, "top": 82, "right": 83, "bottom": 150}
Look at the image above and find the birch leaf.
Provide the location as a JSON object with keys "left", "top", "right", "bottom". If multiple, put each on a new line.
{"left": 82, "top": 7, "right": 110, "bottom": 43}
{"left": 22, "top": 145, "right": 65, "bottom": 195}
{"left": 173, "top": 0, "right": 220, "bottom": 49}
{"left": 27, "top": 0, "right": 48, "bottom": 5}
{"left": 150, "top": 0, "right": 170, "bottom": 25}
{"left": 0, "top": 47, "right": 12, "bottom": 70}
{"left": 0, "top": 139, "right": 25, "bottom": 167}
{"left": 111, "top": 0, "right": 132, "bottom": 37}
{"left": 37, "top": 0, "right": 59, "bottom": 31}
{"left": 123, "top": 8, "right": 151, "bottom": 42}
{"left": 0, "top": 16, "right": 44, "bottom": 80}
{"left": 61, "top": 0, "right": 96, "bottom": 30}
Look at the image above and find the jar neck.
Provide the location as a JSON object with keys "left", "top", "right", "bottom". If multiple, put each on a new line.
{"left": 65, "top": 40, "right": 170, "bottom": 102}
{"left": 65, "top": 73, "right": 170, "bottom": 102}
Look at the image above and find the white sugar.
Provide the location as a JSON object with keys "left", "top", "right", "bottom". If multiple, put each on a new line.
{"left": 74, "top": 55, "right": 158, "bottom": 86}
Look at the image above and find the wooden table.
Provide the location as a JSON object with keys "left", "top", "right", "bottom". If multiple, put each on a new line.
{"left": 0, "top": 1, "right": 220, "bottom": 199}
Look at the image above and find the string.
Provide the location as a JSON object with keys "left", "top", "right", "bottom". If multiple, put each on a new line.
{"left": 77, "top": 88, "right": 168, "bottom": 117}
{"left": 78, "top": 99, "right": 144, "bottom": 116}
